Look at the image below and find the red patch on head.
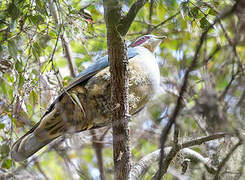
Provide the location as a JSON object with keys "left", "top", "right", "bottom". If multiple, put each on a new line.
{"left": 130, "top": 36, "right": 150, "bottom": 47}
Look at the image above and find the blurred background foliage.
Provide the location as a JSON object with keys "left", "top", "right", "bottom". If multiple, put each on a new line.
{"left": 0, "top": 0, "right": 244, "bottom": 179}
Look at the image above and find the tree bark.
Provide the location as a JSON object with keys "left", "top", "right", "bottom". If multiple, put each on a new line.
{"left": 103, "top": 0, "right": 148, "bottom": 178}
{"left": 103, "top": 1, "right": 131, "bottom": 179}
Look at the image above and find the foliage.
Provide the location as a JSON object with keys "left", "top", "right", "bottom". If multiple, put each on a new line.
{"left": 0, "top": 0, "right": 244, "bottom": 179}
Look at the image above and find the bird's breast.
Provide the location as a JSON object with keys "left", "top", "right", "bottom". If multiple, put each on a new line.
{"left": 77, "top": 48, "right": 160, "bottom": 127}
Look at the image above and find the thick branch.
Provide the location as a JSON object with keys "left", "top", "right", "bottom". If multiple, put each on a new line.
{"left": 130, "top": 148, "right": 171, "bottom": 180}
{"left": 179, "top": 148, "right": 217, "bottom": 174}
{"left": 118, "top": 0, "right": 148, "bottom": 36}
{"left": 103, "top": 0, "right": 131, "bottom": 179}
{"left": 103, "top": 0, "right": 148, "bottom": 178}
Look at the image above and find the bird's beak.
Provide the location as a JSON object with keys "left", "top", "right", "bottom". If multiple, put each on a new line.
{"left": 157, "top": 36, "right": 167, "bottom": 40}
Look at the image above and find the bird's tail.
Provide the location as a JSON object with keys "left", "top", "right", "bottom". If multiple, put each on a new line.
{"left": 11, "top": 105, "right": 66, "bottom": 162}
{"left": 11, "top": 122, "right": 58, "bottom": 162}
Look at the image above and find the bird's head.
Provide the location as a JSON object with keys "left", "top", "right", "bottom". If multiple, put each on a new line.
{"left": 129, "top": 34, "right": 166, "bottom": 53}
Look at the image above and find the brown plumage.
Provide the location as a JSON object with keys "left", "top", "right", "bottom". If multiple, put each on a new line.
{"left": 11, "top": 35, "right": 165, "bottom": 162}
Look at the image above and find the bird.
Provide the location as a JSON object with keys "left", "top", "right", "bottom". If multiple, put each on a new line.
{"left": 11, "top": 34, "right": 166, "bottom": 162}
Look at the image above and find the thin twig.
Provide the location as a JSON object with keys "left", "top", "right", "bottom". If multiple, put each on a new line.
{"left": 147, "top": 0, "right": 154, "bottom": 33}
{"left": 203, "top": 45, "right": 221, "bottom": 65}
{"left": 218, "top": 70, "right": 240, "bottom": 101}
{"left": 61, "top": 34, "right": 77, "bottom": 77}
{"left": 90, "top": 130, "right": 106, "bottom": 180}
{"left": 218, "top": 21, "right": 244, "bottom": 73}
{"left": 174, "top": 125, "right": 179, "bottom": 144}
{"left": 130, "top": 132, "right": 226, "bottom": 179}
{"left": 34, "top": 161, "right": 50, "bottom": 180}
{"left": 213, "top": 140, "right": 242, "bottom": 180}
{"left": 181, "top": 133, "right": 227, "bottom": 148}
{"left": 152, "top": 12, "right": 180, "bottom": 31}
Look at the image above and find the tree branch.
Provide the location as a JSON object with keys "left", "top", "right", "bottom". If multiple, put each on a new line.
{"left": 34, "top": 160, "right": 50, "bottom": 180}
{"left": 61, "top": 35, "right": 77, "bottom": 77}
{"left": 157, "top": 3, "right": 239, "bottom": 179}
{"left": 130, "top": 133, "right": 226, "bottom": 179}
{"left": 147, "top": 0, "right": 154, "bottom": 33}
{"left": 181, "top": 132, "right": 227, "bottom": 148}
{"left": 152, "top": 12, "right": 180, "bottom": 31}
{"left": 152, "top": 145, "right": 181, "bottom": 179}
{"left": 103, "top": 0, "right": 131, "bottom": 179}
{"left": 90, "top": 130, "right": 106, "bottom": 180}
{"left": 118, "top": 0, "right": 148, "bottom": 36}
{"left": 179, "top": 148, "right": 217, "bottom": 174}
{"left": 130, "top": 148, "right": 171, "bottom": 180}
{"left": 213, "top": 140, "right": 242, "bottom": 180}
{"left": 47, "top": 0, "right": 77, "bottom": 77}
{"left": 218, "top": 18, "right": 244, "bottom": 73}
{"left": 152, "top": 126, "right": 181, "bottom": 178}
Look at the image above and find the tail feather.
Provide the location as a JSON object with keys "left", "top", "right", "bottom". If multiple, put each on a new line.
{"left": 11, "top": 107, "right": 62, "bottom": 162}
{"left": 11, "top": 131, "right": 55, "bottom": 162}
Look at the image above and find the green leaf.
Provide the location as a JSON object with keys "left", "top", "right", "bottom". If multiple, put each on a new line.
{"left": 18, "top": 73, "right": 25, "bottom": 88}
{"left": 26, "top": 103, "right": 34, "bottom": 115}
{"left": 39, "top": 35, "right": 51, "bottom": 49}
{"left": 9, "top": 19, "right": 17, "bottom": 32}
{"left": 149, "top": 104, "right": 162, "bottom": 120}
{"left": 32, "top": 69, "right": 39, "bottom": 75}
{"left": 15, "top": 60, "right": 22, "bottom": 72}
{"left": 8, "top": 40, "right": 18, "bottom": 57}
{"left": 208, "top": 8, "right": 216, "bottom": 16}
{"left": 0, "top": 80, "right": 8, "bottom": 96}
{"left": 200, "top": 17, "right": 211, "bottom": 29}
{"left": 0, "top": 123, "right": 5, "bottom": 130}
{"left": 56, "top": 58, "right": 67, "bottom": 68}
{"left": 28, "top": 15, "right": 44, "bottom": 25}
{"left": 1, "top": 158, "right": 12, "bottom": 169}
{"left": 180, "top": 2, "right": 189, "bottom": 19}
{"left": 35, "top": 0, "right": 46, "bottom": 14}
{"left": 33, "top": 42, "right": 41, "bottom": 56}
{"left": 49, "top": 31, "right": 57, "bottom": 39}
{"left": 6, "top": 85, "right": 14, "bottom": 102}
{"left": 165, "top": 0, "right": 177, "bottom": 9}
{"left": 213, "top": 0, "right": 219, "bottom": 7}
{"left": 1, "top": 144, "right": 10, "bottom": 157}
{"left": 189, "top": 7, "right": 199, "bottom": 19}
{"left": 7, "top": 3, "right": 20, "bottom": 20}
{"left": 29, "top": 90, "right": 38, "bottom": 105}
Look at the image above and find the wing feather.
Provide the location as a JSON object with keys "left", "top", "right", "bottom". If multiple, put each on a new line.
{"left": 42, "top": 48, "right": 139, "bottom": 118}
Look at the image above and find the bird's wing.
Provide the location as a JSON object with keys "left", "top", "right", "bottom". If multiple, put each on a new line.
{"left": 41, "top": 47, "right": 139, "bottom": 118}
{"left": 11, "top": 48, "right": 140, "bottom": 162}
